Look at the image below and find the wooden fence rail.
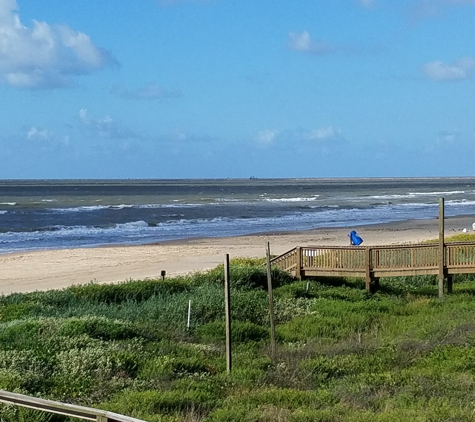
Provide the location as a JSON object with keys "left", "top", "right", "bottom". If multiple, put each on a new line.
{"left": 271, "top": 242, "right": 475, "bottom": 297}
{"left": 0, "top": 390, "right": 146, "bottom": 422}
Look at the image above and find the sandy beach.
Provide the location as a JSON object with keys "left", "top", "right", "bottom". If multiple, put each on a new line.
{"left": 1, "top": 215, "right": 474, "bottom": 295}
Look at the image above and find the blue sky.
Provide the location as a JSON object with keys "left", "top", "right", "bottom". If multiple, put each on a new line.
{"left": 1, "top": 0, "right": 475, "bottom": 179}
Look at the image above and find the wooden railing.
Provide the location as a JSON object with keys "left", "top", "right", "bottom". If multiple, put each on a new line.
{"left": 271, "top": 247, "right": 298, "bottom": 273}
{"left": 272, "top": 242, "right": 475, "bottom": 296}
{"left": 0, "top": 390, "right": 146, "bottom": 422}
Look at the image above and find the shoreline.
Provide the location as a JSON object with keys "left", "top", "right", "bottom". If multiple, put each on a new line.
{"left": 1, "top": 215, "right": 474, "bottom": 296}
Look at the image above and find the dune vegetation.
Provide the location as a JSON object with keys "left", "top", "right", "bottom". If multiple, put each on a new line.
{"left": 2, "top": 257, "right": 475, "bottom": 421}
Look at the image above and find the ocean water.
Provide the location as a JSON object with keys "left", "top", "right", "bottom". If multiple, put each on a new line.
{"left": 1, "top": 178, "right": 475, "bottom": 254}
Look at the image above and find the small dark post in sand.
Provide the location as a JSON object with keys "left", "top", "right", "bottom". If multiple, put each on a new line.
{"left": 160, "top": 270, "right": 166, "bottom": 281}
{"left": 224, "top": 254, "right": 232, "bottom": 373}
{"left": 266, "top": 242, "right": 276, "bottom": 361}
{"left": 438, "top": 198, "right": 445, "bottom": 299}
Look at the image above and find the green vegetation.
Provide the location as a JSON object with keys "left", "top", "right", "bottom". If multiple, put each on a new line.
{"left": 2, "top": 258, "right": 475, "bottom": 421}
{"left": 424, "top": 232, "right": 475, "bottom": 243}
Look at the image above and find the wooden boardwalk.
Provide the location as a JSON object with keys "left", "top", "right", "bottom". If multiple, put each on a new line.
{"left": 271, "top": 242, "right": 475, "bottom": 297}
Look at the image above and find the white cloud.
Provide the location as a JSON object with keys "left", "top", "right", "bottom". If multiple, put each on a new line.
{"left": 258, "top": 129, "right": 279, "bottom": 145}
{"left": 423, "top": 57, "right": 475, "bottom": 81}
{"left": 26, "top": 126, "right": 53, "bottom": 141}
{"left": 256, "top": 126, "right": 343, "bottom": 146}
{"left": 78, "top": 109, "right": 140, "bottom": 139}
{"left": 0, "top": 0, "right": 115, "bottom": 88}
{"left": 111, "top": 83, "right": 182, "bottom": 100}
{"left": 437, "top": 129, "right": 461, "bottom": 145}
{"left": 306, "top": 127, "right": 342, "bottom": 141}
{"left": 288, "top": 31, "right": 335, "bottom": 55}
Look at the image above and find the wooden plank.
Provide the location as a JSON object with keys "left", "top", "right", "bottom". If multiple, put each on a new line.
{"left": 373, "top": 269, "right": 439, "bottom": 277}
{"left": 447, "top": 267, "right": 475, "bottom": 275}
{"left": 295, "top": 247, "right": 302, "bottom": 280}
{"left": 266, "top": 242, "right": 276, "bottom": 362}
{"left": 439, "top": 198, "right": 445, "bottom": 299}
{"left": 365, "top": 248, "right": 372, "bottom": 292}
{"left": 0, "top": 390, "right": 145, "bottom": 422}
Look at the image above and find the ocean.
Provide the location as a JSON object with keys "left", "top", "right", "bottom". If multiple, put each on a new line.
{"left": 1, "top": 178, "right": 475, "bottom": 254}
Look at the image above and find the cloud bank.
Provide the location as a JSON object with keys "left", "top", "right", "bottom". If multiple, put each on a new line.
{"left": 258, "top": 126, "right": 343, "bottom": 146}
{"left": 0, "top": 0, "right": 115, "bottom": 88}
{"left": 288, "top": 31, "right": 335, "bottom": 55}
{"left": 423, "top": 57, "right": 475, "bottom": 81}
{"left": 78, "top": 109, "right": 140, "bottom": 139}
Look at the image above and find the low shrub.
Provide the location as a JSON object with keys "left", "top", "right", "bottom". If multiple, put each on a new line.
{"left": 0, "top": 302, "right": 44, "bottom": 322}
{"left": 0, "top": 319, "right": 53, "bottom": 350}
{"left": 66, "top": 278, "right": 190, "bottom": 304}
{"left": 58, "top": 316, "right": 140, "bottom": 341}
{"left": 103, "top": 386, "right": 219, "bottom": 416}
{"left": 192, "top": 259, "right": 294, "bottom": 290}
{"left": 138, "top": 355, "right": 214, "bottom": 381}
{"left": 195, "top": 320, "right": 269, "bottom": 344}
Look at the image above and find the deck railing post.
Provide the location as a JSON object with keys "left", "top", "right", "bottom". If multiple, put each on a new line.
{"left": 365, "top": 247, "right": 372, "bottom": 292}
{"left": 97, "top": 416, "right": 108, "bottom": 422}
{"left": 447, "top": 275, "right": 453, "bottom": 294}
{"left": 295, "top": 247, "right": 302, "bottom": 280}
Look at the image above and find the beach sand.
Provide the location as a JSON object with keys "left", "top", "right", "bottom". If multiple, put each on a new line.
{"left": 1, "top": 216, "right": 474, "bottom": 295}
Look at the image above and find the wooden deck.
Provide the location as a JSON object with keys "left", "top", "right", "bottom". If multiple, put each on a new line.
{"left": 271, "top": 242, "right": 475, "bottom": 297}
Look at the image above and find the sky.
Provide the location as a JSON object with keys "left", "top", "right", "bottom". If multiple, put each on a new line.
{"left": 1, "top": 0, "right": 475, "bottom": 179}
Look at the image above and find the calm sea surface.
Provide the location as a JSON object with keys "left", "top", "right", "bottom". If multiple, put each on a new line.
{"left": 1, "top": 178, "right": 475, "bottom": 254}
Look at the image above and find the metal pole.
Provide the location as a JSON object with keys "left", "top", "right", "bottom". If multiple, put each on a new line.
{"left": 266, "top": 242, "right": 276, "bottom": 361}
{"left": 187, "top": 300, "right": 191, "bottom": 330}
{"left": 224, "top": 254, "right": 232, "bottom": 373}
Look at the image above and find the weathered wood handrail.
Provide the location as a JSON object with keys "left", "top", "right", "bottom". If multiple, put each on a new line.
{"left": 0, "top": 390, "right": 146, "bottom": 422}
{"left": 271, "top": 242, "right": 475, "bottom": 296}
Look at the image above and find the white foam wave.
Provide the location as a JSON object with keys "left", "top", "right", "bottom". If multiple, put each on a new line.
{"left": 54, "top": 203, "right": 205, "bottom": 213}
{"left": 263, "top": 196, "right": 320, "bottom": 203}
{"left": 52, "top": 205, "right": 110, "bottom": 213}
{"left": 0, "top": 202, "right": 16, "bottom": 206}
{"left": 0, "top": 210, "right": 7, "bottom": 215}
{"left": 111, "top": 204, "right": 134, "bottom": 209}
{"left": 309, "top": 205, "right": 339, "bottom": 209}
{"left": 138, "top": 203, "right": 202, "bottom": 209}
{"left": 371, "top": 190, "right": 466, "bottom": 200}
{"left": 446, "top": 199, "right": 475, "bottom": 206}
{"left": 117, "top": 220, "right": 149, "bottom": 229}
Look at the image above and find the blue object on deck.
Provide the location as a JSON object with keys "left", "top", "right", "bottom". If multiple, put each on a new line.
{"left": 349, "top": 230, "right": 363, "bottom": 246}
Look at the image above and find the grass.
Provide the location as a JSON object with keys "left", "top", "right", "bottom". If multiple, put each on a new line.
{"left": 1, "top": 258, "right": 475, "bottom": 420}
{"left": 423, "top": 232, "right": 475, "bottom": 243}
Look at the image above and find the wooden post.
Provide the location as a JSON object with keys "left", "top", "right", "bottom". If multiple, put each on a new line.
{"left": 266, "top": 242, "right": 276, "bottom": 361}
{"left": 224, "top": 254, "right": 232, "bottom": 373}
{"left": 97, "top": 416, "right": 108, "bottom": 422}
{"left": 365, "top": 247, "right": 372, "bottom": 292}
{"left": 438, "top": 198, "right": 445, "bottom": 299}
{"left": 373, "top": 277, "right": 380, "bottom": 293}
{"left": 295, "top": 247, "right": 302, "bottom": 280}
{"left": 447, "top": 275, "right": 453, "bottom": 294}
